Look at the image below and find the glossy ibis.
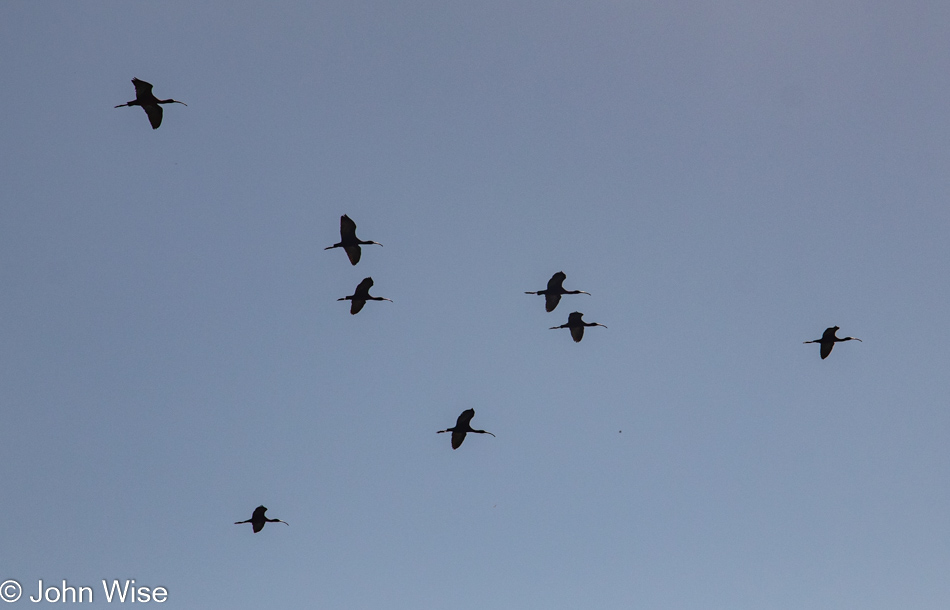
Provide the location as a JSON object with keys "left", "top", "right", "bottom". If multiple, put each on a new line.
{"left": 438, "top": 408, "right": 495, "bottom": 449}
{"left": 114, "top": 78, "right": 186, "bottom": 129}
{"left": 234, "top": 505, "right": 289, "bottom": 533}
{"left": 525, "top": 271, "right": 590, "bottom": 312}
{"left": 325, "top": 214, "right": 382, "bottom": 265}
{"left": 804, "top": 326, "right": 862, "bottom": 359}
{"left": 338, "top": 277, "right": 392, "bottom": 314}
{"left": 550, "top": 311, "right": 607, "bottom": 343}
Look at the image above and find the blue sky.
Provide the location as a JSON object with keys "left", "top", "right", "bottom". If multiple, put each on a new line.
{"left": 2, "top": 2, "right": 950, "bottom": 608}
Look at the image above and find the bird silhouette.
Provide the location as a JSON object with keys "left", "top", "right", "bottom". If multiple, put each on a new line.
{"left": 234, "top": 505, "right": 289, "bottom": 533}
{"left": 437, "top": 408, "right": 495, "bottom": 449}
{"left": 325, "top": 214, "right": 382, "bottom": 265}
{"left": 550, "top": 311, "right": 607, "bottom": 343}
{"left": 114, "top": 78, "right": 186, "bottom": 129}
{"left": 525, "top": 271, "right": 590, "bottom": 312}
{"left": 338, "top": 277, "right": 392, "bottom": 314}
{"left": 804, "top": 326, "right": 862, "bottom": 359}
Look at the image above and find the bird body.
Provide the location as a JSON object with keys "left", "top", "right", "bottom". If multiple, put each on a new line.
{"left": 114, "top": 78, "right": 186, "bottom": 129}
{"left": 550, "top": 311, "right": 607, "bottom": 342}
{"left": 804, "top": 325, "right": 862, "bottom": 359}
{"left": 325, "top": 214, "right": 382, "bottom": 265}
{"left": 234, "top": 505, "right": 289, "bottom": 533}
{"left": 338, "top": 277, "right": 392, "bottom": 314}
{"left": 526, "top": 271, "right": 590, "bottom": 312}
{"left": 437, "top": 408, "right": 495, "bottom": 449}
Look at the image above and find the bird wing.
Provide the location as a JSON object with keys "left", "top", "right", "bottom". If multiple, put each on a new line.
{"left": 570, "top": 326, "right": 585, "bottom": 342}
{"left": 451, "top": 430, "right": 466, "bottom": 449}
{"left": 252, "top": 521, "right": 264, "bottom": 533}
{"left": 355, "top": 277, "right": 374, "bottom": 296}
{"left": 544, "top": 292, "right": 561, "bottom": 312}
{"left": 131, "top": 78, "right": 154, "bottom": 97}
{"left": 344, "top": 245, "right": 362, "bottom": 265}
{"left": 144, "top": 104, "right": 163, "bottom": 129}
{"left": 456, "top": 409, "right": 475, "bottom": 428}
{"left": 567, "top": 311, "right": 584, "bottom": 325}
{"left": 340, "top": 214, "right": 358, "bottom": 240}
{"left": 547, "top": 271, "right": 566, "bottom": 292}
{"left": 350, "top": 299, "right": 366, "bottom": 315}
{"left": 252, "top": 506, "right": 267, "bottom": 520}
{"left": 820, "top": 342, "right": 833, "bottom": 359}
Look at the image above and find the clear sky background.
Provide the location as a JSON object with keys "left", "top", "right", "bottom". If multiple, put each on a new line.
{"left": 2, "top": 1, "right": 950, "bottom": 608}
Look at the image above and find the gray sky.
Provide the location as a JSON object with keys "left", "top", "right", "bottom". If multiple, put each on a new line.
{"left": 2, "top": 1, "right": 950, "bottom": 608}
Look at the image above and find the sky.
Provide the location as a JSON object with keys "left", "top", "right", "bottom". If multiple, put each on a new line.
{"left": 2, "top": 1, "right": 950, "bottom": 608}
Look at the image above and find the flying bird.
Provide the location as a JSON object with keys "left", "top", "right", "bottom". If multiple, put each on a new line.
{"left": 550, "top": 311, "right": 607, "bottom": 343}
{"left": 804, "top": 326, "right": 862, "bottom": 359}
{"left": 438, "top": 408, "right": 495, "bottom": 449}
{"left": 234, "top": 505, "right": 289, "bottom": 533}
{"left": 114, "top": 78, "right": 186, "bottom": 129}
{"left": 325, "top": 214, "right": 382, "bottom": 265}
{"left": 525, "top": 271, "right": 590, "bottom": 312}
{"left": 338, "top": 277, "right": 392, "bottom": 314}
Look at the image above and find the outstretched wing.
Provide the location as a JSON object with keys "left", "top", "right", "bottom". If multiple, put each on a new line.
{"left": 252, "top": 506, "right": 268, "bottom": 520}
{"left": 570, "top": 326, "right": 585, "bottom": 343}
{"left": 131, "top": 78, "right": 154, "bottom": 98}
{"left": 353, "top": 277, "right": 373, "bottom": 301}
{"left": 340, "top": 215, "right": 357, "bottom": 240}
{"left": 344, "top": 244, "right": 362, "bottom": 265}
{"left": 820, "top": 342, "right": 833, "bottom": 359}
{"left": 456, "top": 408, "right": 475, "bottom": 428}
{"left": 544, "top": 292, "right": 561, "bottom": 312}
{"left": 451, "top": 430, "right": 466, "bottom": 449}
{"left": 355, "top": 277, "right": 374, "bottom": 295}
{"left": 252, "top": 521, "right": 264, "bottom": 533}
{"left": 350, "top": 299, "right": 366, "bottom": 315}
{"left": 143, "top": 104, "right": 163, "bottom": 129}
{"left": 547, "top": 271, "right": 566, "bottom": 292}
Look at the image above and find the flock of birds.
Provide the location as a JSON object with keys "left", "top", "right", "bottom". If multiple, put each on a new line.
{"left": 115, "top": 78, "right": 863, "bottom": 532}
